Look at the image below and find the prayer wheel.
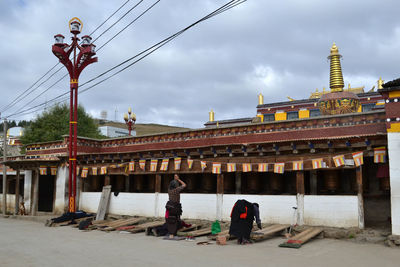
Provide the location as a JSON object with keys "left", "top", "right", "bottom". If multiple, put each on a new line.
{"left": 270, "top": 173, "right": 283, "bottom": 193}
{"left": 133, "top": 175, "right": 144, "bottom": 192}
{"left": 90, "top": 175, "right": 100, "bottom": 191}
{"left": 246, "top": 173, "right": 260, "bottom": 194}
{"left": 201, "top": 174, "right": 215, "bottom": 193}
{"left": 147, "top": 175, "right": 155, "bottom": 192}
{"left": 115, "top": 175, "right": 125, "bottom": 192}
{"left": 379, "top": 177, "right": 390, "bottom": 191}
{"left": 324, "top": 171, "right": 339, "bottom": 192}
{"left": 223, "top": 174, "right": 235, "bottom": 193}
{"left": 162, "top": 175, "right": 173, "bottom": 192}
{"left": 185, "top": 175, "right": 197, "bottom": 192}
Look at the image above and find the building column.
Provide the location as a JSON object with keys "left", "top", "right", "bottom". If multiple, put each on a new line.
{"left": 310, "top": 170, "right": 318, "bottom": 195}
{"left": 356, "top": 166, "right": 364, "bottom": 229}
{"left": 23, "top": 170, "right": 32, "bottom": 214}
{"left": 388, "top": 132, "right": 400, "bottom": 234}
{"left": 378, "top": 84, "right": 400, "bottom": 235}
{"left": 124, "top": 175, "right": 130, "bottom": 192}
{"left": 14, "top": 169, "right": 20, "bottom": 215}
{"left": 31, "top": 170, "right": 39, "bottom": 216}
{"left": 104, "top": 175, "right": 111, "bottom": 186}
{"left": 235, "top": 172, "right": 241, "bottom": 194}
{"left": 154, "top": 174, "right": 161, "bottom": 218}
{"left": 216, "top": 174, "right": 224, "bottom": 221}
{"left": 296, "top": 171, "right": 305, "bottom": 226}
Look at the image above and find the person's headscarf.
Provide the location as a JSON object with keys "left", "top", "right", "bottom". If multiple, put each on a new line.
{"left": 169, "top": 179, "right": 179, "bottom": 190}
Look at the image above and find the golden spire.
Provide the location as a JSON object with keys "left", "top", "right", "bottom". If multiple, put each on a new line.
{"left": 328, "top": 43, "right": 344, "bottom": 92}
{"left": 258, "top": 93, "right": 264, "bottom": 105}
{"left": 378, "top": 77, "right": 384, "bottom": 89}
{"left": 209, "top": 109, "right": 215, "bottom": 122}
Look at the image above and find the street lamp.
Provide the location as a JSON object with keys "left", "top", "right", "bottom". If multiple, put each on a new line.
{"left": 52, "top": 17, "right": 98, "bottom": 213}
{"left": 124, "top": 107, "right": 136, "bottom": 136}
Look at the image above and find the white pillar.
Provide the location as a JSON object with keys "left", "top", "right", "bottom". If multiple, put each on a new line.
{"left": 154, "top": 192, "right": 159, "bottom": 218}
{"left": 216, "top": 194, "right": 223, "bottom": 221}
{"left": 54, "top": 166, "right": 68, "bottom": 214}
{"left": 388, "top": 132, "right": 400, "bottom": 235}
{"left": 296, "top": 193, "right": 304, "bottom": 226}
{"left": 23, "top": 170, "right": 32, "bottom": 213}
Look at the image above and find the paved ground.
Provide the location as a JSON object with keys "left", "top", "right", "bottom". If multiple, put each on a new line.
{"left": 0, "top": 217, "right": 399, "bottom": 267}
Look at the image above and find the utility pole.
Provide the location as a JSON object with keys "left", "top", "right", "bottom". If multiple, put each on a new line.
{"left": 2, "top": 118, "right": 7, "bottom": 216}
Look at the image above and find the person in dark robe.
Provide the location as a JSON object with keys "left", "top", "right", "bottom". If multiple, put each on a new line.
{"left": 165, "top": 174, "right": 186, "bottom": 239}
{"left": 229, "top": 199, "right": 262, "bottom": 244}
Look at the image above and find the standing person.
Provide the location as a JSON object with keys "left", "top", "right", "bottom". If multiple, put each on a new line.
{"left": 229, "top": 199, "right": 262, "bottom": 244}
{"left": 165, "top": 174, "right": 186, "bottom": 240}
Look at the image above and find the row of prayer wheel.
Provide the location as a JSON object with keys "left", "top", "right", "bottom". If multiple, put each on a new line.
{"left": 86, "top": 169, "right": 385, "bottom": 194}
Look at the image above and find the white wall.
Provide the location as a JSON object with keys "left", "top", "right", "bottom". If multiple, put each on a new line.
{"left": 0, "top": 194, "right": 15, "bottom": 213}
{"left": 388, "top": 132, "right": 400, "bottom": 235}
{"left": 304, "top": 196, "right": 358, "bottom": 227}
{"left": 79, "top": 192, "right": 359, "bottom": 228}
{"left": 223, "top": 195, "right": 297, "bottom": 224}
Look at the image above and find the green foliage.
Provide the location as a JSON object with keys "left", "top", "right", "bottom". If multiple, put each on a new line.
{"left": 20, "top": 104, "right": 102, "bottom": 146}
{"left": 0, "top": 120, "right": 18, "bottom": 131}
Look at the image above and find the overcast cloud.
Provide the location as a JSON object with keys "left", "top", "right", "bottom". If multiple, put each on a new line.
{"left": 1, "top": 0, "right": 399, "bottom": 128}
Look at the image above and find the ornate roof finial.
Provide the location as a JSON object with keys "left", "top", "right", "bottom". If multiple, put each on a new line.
{"left": 378, "top": 77, "right": 384, "bottom": 89}
{"left": 258, "top": 93, "right": 264, "bottom": 105}
{"left": 328, "top": 42, "right": 344, "bottom": 92}
{"left": 209, "top": 109, "right": 215, "bottom": 122}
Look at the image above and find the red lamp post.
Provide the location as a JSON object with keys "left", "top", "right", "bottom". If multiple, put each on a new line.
{"left": 124, "top": 107, "right": 136, "bottom": 136}
{"left": 52, "top": 17, "right": 97, "bottom": 213}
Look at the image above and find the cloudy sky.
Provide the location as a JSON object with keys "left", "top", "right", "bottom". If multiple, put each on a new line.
{"left": 1, "top": 0, "right": 400, "bottom": 129}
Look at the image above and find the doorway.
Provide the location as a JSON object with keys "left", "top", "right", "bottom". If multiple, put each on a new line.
{"left": 38, "top": 175, "right": 55, "bottom": 212}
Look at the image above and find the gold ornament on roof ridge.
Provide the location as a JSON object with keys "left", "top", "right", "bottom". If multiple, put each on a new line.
{"left": 328, "top": 42, "right": 344, "bottom": 92}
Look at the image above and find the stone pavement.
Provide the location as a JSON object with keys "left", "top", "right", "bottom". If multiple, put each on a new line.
{"left": 1, "top": 217, "right": 400, "bottom": 267}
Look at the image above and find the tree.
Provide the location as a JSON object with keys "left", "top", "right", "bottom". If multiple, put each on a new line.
{"left": 20, "top": 104, "right": 102, "bottom": 146}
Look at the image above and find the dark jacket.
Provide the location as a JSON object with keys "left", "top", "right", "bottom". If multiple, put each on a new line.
{"left": 229, "top": 199, "right": 255, "bottom": 240}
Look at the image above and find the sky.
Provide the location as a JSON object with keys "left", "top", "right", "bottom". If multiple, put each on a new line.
{"left": 1, "top": 0, "right": 400, "bottom": 129}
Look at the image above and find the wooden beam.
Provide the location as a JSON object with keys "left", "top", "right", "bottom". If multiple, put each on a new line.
{"left": 356, "top": 166, "right": 364, "bottom": 229}
{"left": 217, "top": 174, "right": 224, "bottom": 194}
{"left": 296, "top": 171, "right": 305, "bottom": 194}
{"left": 235, "top": 172, "right": 241, "bottom": 194}
{"left": 310, "top": 170, "right": 317, "bottom": 195}
{"left": 155, "top": 174, "right": 161, "bottom": 193}
{"left": 104, "top": 175, "right": 111, "bottom": 186}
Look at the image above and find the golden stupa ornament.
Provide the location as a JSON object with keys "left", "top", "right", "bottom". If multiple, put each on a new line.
{"left": 318, "top": 43, "right": 360, "bottom": 115}
{"left": 328, "top": 43, "right": 344, "bottom": 92}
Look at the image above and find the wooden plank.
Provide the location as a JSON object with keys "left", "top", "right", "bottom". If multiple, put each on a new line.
{"left": 126, "top": 221, "right": 164, "bottom": 233}
{"left": 100, "top": 218, "right": 144, "bottom": 231}
{"left": 96, "top": 185, "right": 112, "bottom": 221}
{"left": 279, "top": 228, "right": 323, "bottom": 248}
{"left": 177, "top": 227, "right": 211, "bottom": 237}
{"left": 251, "top": 224, "right": 290, "bottom": 241}
{"left": 292, "top": 228, "right": 322, "bottom": 243}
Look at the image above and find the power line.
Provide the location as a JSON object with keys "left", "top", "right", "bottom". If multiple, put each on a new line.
{"left": 0, "top": 0, "right": 136, "bottom": 115}
{"left": 6, "top": 0, "right": 246, "bottom": 119}
{"left": 4, "top": 0, "right": 161, "bottom": 118}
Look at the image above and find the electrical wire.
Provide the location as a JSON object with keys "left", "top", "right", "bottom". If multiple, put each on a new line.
{"left": 0, "top": 0, "right": 135, "bottom": 115}
{"left": 4, "top": 0, "right": 160, "bottom": 118}
{"left": 6, "top": 0, "right": 246, "bottom": 119}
